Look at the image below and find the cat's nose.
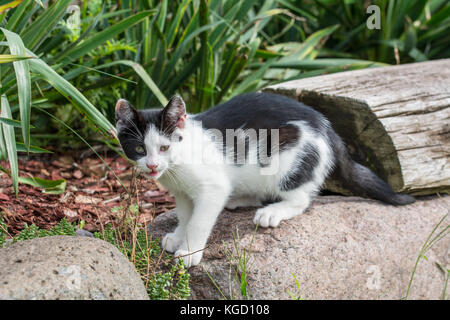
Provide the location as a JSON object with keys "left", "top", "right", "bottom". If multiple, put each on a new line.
{"left": 146, "top": 163, "right": 158, "bottom": 171}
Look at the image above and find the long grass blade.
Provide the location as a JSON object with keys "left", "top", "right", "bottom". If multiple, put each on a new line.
{"left": 278, "top": 24, "right": 339, "bottom": 62}
{"left": 0, "top": 94, "right": 18, "bottom": 196}
{"left": 0, "top": 0, "right": 22, "bottom": 14}
{"left": 0, "top": 116, "right": 29, "bottom": 127}
{"left": 0, "top": 54, "right": 31, "bottom": 63}
{"left": 1, "top": 28, "right": 31, "bottom": 152}
{"left": 15, "top": 142, "right": 52, "bottom": 153}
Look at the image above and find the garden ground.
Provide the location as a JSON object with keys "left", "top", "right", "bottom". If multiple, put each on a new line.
{"left": 0, "top": 152, "right": 175, "bottom": 237}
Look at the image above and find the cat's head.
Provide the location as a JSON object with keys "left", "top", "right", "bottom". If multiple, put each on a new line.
{"left": 115, "top": 96, "right": 186, "bottom": 179}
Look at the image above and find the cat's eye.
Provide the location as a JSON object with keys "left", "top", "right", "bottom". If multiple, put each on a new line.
{"left": 160, "top": 145, "right": 170, "bottom": 152}
{"left": 135, "top": 145, "right": 145, "bottom": 154}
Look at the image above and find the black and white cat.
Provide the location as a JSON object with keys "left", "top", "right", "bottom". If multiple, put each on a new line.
{"left": 115, "top": 92, "right": 414, "bottom": 267}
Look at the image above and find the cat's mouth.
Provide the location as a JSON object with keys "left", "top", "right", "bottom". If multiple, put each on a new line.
{"left": 148, "top": 170, "right": 159, "bottom": 177}
{"left": 142, "top": 171, "right": 162, "bottom": 180}
{"left": 146, "top": 167, "right": 164, "bottom": 179}
{"left": 137, "top": 165, "right": 162, "bottom": 179}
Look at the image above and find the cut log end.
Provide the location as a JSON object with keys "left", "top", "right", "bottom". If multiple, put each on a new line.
{"left": 264, "top": 59, "right": 450, "bottom": 196}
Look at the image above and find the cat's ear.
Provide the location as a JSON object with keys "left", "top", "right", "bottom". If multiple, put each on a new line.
{"left": 115, "top": 99, "right": 138, "bottom": 124}
{"left": 161, "top": 95, "right": 186, "bottom": 132}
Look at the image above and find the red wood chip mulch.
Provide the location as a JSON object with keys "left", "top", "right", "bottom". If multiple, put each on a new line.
{"left": 0, "top": 154, "right": 175, "bottom": 236}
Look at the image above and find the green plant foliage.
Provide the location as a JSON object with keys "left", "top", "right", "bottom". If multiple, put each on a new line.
{"left": 145, "top": 260, "right": 190, "bottom": 300}
{"left": 17, "top": 176, "right": 66, "bottom": 194}
{"left": 272, "top": 0, "right": 450, "bottom": 64}
{"left": 0, "top": 1, "right": 152, "bottom": 196}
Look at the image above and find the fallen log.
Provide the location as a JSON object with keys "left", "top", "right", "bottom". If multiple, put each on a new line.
{"left": 264, "top": 59, "right": 450, "bottom": 195}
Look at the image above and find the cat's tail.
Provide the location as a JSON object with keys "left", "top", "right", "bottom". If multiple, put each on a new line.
{"left": 329, "top": 130, "right": 415, "bottom": 206}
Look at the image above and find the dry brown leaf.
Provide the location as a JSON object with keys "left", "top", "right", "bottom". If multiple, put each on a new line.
{"left": 74, "top": 195, "right": 102, "bottom": 204}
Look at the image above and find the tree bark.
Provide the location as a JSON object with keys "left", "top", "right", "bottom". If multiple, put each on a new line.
{"left": 264, "top": 59, "right": 450, "bottom": 195}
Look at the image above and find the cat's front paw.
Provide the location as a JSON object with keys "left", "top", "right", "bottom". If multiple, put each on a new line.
{"left": 253, "top": 206, "right": 282, "bottom": 228}
{"left": 175, "top": 249, "right": 203, "bottom": 268}
{"left": 161, "top": 232, "right": 183, "bottom": 253}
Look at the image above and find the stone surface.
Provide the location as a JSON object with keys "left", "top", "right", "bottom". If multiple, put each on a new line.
{"left": 151, "top": 195, "right": 449, "bottom": 300}
{"left": 76, "top": 228, "right": 94, "bottom": 238}
{"left": 0, "top": 236, "right": 149, "bottom": 300}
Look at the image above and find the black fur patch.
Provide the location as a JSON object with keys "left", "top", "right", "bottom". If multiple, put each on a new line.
{"left": 115, "top": 100, "right": 162, "bottom": 161}
{"left": 195, "top": 92, "right": 319, "bottom": 166}
{"left": 279, "top": 125, "right": 300, "bottom": 151}
{"left": 194, "top": 92, "right": 325, "bottom": 132}
{"left": 257, "top": 125, "right": 300, "bottom": 167}
{"left": 279, "top": 143, "right": 320, "bottom": 191}
{"left": 159, "top": 96, "right": 185, "bottom": 136}
{"left": 116, "top": 96, "right": 185, "bottom": 161}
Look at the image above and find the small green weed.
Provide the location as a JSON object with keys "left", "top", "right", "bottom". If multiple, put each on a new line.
{"left": 205, "top": 226, "right": 257, "bottom": 300}
{"left": 13, "top": 218, "right": 77, "bottom": 242}
{"left": 0, "top": 212, "right": 9, "bottom": 247}
{"left": 286, "top": 273, "right": 305, "bottom": 300}
{"left": 403, "top": 212, "right": 449, "bottom": 300}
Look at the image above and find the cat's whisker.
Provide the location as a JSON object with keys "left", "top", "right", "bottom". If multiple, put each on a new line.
{"left": 121, "top": 126, "right": 144, "bottom": 142}
{"left": 124, "top": 137, "right": 145, "bottom": 144}
{"left": 162, "top": 123, "right": 177, "bottom": 136}
{"left": 124, "top": 118, "right": 144, "bottom": 139}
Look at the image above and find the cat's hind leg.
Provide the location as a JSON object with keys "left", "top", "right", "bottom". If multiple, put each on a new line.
{"left": 253, "top": 185, "right": 315, "bottom": 228}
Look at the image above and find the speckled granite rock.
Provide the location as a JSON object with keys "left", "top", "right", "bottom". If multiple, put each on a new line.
{"left": 151, "top": 195, "right": 449, "bottom": 300}
{"left": 0, "top": 236, "right": 148, "bottom": 300}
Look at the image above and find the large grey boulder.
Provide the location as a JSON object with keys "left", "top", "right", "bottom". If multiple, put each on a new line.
{"left": 152, "top": 195, "right": 449, "bottom": 300}
{"left": 0, "top": 236, "right": 149, "bottom": 300}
